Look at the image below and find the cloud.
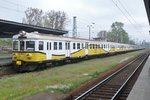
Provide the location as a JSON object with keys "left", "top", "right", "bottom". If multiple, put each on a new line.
{"left": 0, "top": 0, "right": 149, "bottom": 41}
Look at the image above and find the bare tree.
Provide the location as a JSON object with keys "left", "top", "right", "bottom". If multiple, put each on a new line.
{"left": 23, "top": 8, "right": 68, "bottom": 30}
{"left": 43, "top": 10, "right": 68, "bottom": 30}
{"left": 97, "top": 30, "right": 107, "bottom": 41}
{"left": 22, "top": 7, "right": 43, "bottom": 26}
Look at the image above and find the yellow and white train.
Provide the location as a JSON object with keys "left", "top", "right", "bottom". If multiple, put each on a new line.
{"left": 12, "top": 31, "right": 139, "bottom": 71}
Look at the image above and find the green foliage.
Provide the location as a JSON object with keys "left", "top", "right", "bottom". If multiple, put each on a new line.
{"left": 0, "top": 38, "right": 12, "bottom": 48}
{"left": 88, "top": 71, "right": 99, "bottom": 78}
{"left": 107, "top": 21, "right": 129, "bottom": 43}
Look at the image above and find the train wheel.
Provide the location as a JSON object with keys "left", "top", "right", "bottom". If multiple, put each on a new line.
{"left": 38, "top": 63, "right": 46, "bottom": 70}
{"left": 26, "top": 64, "right": 38, "bottom": 71}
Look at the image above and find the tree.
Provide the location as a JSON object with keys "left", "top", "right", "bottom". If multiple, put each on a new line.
{"left": 97, "top": 30, "right": 107, "bottom": 41}
{"left": 22, "top": 8, "right": 68, "bottom": 30}
{"left": 43, "top": 10, "right": 68, "bottom": 30}
{"left": 22, "top": 7, "right": 43, "bottom": 26}
{"left": 107, "top": 22, "right": 129, "bottom": 43}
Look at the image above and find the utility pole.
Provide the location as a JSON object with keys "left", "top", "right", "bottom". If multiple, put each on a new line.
{"left": 72, "top": 16, "right": 77, "bottom": 38}
{"left": 87, "top": 25, "right": 91, "bottom": 40}
{"left": 87, "top": 23, "right": 95, "bottom": 40}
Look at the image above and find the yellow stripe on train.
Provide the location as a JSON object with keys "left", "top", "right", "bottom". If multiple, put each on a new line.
{"left": 12, "top": 52, "right": 46, "bottom": 62}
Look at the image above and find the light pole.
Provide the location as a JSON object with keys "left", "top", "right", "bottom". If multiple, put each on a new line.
{"left": 87, "top": 23, "right": 95, "bottom": 40}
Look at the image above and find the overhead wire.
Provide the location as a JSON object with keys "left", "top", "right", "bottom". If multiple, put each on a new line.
{"left": 0, "top": 0, "right": 27, "bottom": 13}
{"left": 2, "top": 0, "right": 27, "bottom": 9}
{"left": 112, "top": 0, "right": 135, "bottom": 26}
{"left": 112, "top": 0, "right": 144, "bottom": 38}
{"left": 113, "top": 0, "right": 149, "bottom": 43}
{"left": 117, "top": 0, "right": 144, "bottom": 31}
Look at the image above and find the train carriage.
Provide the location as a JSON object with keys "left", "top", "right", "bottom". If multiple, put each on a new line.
{"left": 12, "top": 31, "right": 138, "bottom": 71}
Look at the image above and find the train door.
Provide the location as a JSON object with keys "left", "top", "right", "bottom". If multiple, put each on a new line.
{"left": 94, "top": 44, "right": 97, "bottom": 54}
{"left": 65, "top": 41, "right": 70, "bottom": 57}
{"left": 85, "top": 42, "right": 88, "bottom": 55}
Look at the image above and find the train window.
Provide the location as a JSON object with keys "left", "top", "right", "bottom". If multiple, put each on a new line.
{"left": 20, "top": 41, "right": 25, "bottom": 51}
{"left": 96, "top": 44, "right": 98, "bottom": 49}
{"left": 13, "top": 41, "right": 18, "bottom": 50}
{"left": 39, "top": 41, "right": 44, "bottom": 50}
{"left": 47, "top": 42, "right": 51, "bottom": 50}
{"left": 26, "top": 41, "right": 35, "bottom": 51}
{"left": 82, "top": 43, "right": 84, "bottom": 48}
{"left": 85, "top": 43, "right": 88, "bottom": 49}
{"left": 73, "top": 43, "right": 76, "bottom": 49}
{"left": 77, "top": 43, "right": 80, "bottom": 49}
{"left": 47, "top": 42, "right": 49, "bottom": 50}
{"left": 59, "top": 42, "right": 62, "bottom": 50}
{"left": 68, "top": 43, "right": 70, "bottom": 49}
{"left": 54, "top": 42, "right": 57, "bottom": 50}
{"left": 65, "top": 43, "right": 67, "bottom": 50}
{"left": 49, "top": 42, "right": 51, "bottom": 50}
{"left": 90, "top": 44, "right": 92, "bottom": 49}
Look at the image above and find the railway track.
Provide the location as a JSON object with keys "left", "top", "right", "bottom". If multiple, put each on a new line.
{"left": 73, "top": 52, "right": 149, "bottom": 100}
{"left": 0, "top": 57, "right": 16, "bottom": 78}
{"left": 0, "top": 57, "right": 12, "bottom": 66}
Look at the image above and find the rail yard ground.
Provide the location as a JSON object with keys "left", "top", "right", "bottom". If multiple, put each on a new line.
{"left": 0, "top": 52, "right": 11, "bottom": 58}
{"left": 0, "top": 50, "right": 146, "bottom": 100}
{"left": 0, "top": 52, "right": 11, "bottom": 65}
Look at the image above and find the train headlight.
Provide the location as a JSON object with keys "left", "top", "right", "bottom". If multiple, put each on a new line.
{"left": 12, "top": 54, "right": 17, "bottom": 59}
{"left": 26, "top": 54, "right": 32, "bottom": 59}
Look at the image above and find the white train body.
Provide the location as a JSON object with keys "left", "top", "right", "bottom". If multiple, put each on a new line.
{"left": 12, "top": 31, "right": 139, "bottom": 71}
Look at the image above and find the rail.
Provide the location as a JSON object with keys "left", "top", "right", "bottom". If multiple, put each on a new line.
{"left": 74, "top": 52, "right": 149, "bottom": 100}
{"left": 0, "top": 57, "right": 12, "bottom": 67}
{"left": 111, "top": 53, "right": 148, "bottom": 100}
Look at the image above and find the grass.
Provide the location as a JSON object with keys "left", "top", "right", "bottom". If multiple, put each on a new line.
{"left": 0, "top": 38, "right": 12, "bottom": 47}
{"left": 0, "top": 50, "right": 146, "bottom": 100}
{"left": 0, "top": 52, "right": 11, "bottom": 58}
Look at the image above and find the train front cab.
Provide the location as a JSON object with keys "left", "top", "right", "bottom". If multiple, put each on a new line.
{"left": 12, "top": 40, "right": 46, "bottom": 71}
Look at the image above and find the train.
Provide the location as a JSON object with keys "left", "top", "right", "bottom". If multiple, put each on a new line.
{"left": 12, "top": 31, "right": 140, "bottom": 71}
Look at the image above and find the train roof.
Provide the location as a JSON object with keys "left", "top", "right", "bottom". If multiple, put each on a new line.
{"left": 13, "top": 31, "right": 134, "bottom": 46}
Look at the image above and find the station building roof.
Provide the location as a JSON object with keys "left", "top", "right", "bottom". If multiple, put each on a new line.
{"left": 144, "top": 0, "right": 150, "bottom": 25}
{"left": 0, "top": 19, "right": 68, "bottom": 38}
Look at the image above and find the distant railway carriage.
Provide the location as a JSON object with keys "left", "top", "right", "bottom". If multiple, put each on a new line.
{"left": 12, "top": 31, "right": 139, "bottom": 71}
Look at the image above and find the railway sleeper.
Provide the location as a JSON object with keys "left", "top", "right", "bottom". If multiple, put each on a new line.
{"left": 94, "top": 91, "right": 116, "bottom": 95}
{"left": 86, "top": 95, "right": 112, "bottom": 99}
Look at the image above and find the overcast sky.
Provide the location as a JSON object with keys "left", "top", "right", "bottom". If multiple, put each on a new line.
{"left": 0, "top": 0, "right": 149, "bottom": 43}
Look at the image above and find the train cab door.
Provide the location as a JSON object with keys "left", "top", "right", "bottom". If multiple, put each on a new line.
{"left": 65, "top": 41, "right": 70, "bottom": 58}
{"left": 85, "top": 42, "right": 88, "bottom": 55}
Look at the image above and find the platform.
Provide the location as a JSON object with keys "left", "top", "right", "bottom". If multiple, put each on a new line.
{"left": 127, "top": 56, "right": 150, "bottom": 100}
